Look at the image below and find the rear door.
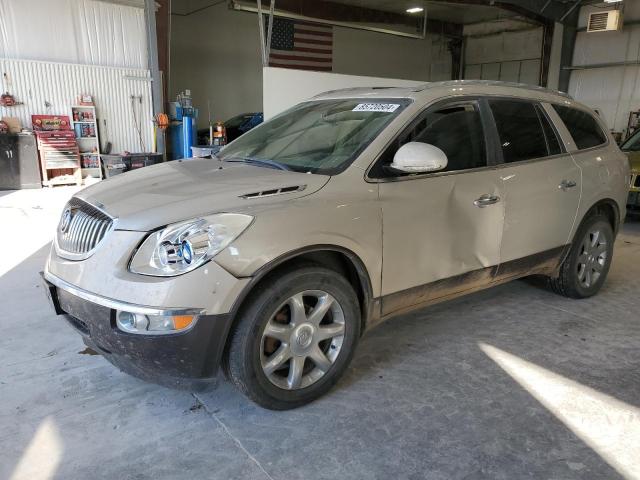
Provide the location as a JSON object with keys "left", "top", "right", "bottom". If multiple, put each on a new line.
{"left": 486, "top": 98, "right": 581, "bottom": 277}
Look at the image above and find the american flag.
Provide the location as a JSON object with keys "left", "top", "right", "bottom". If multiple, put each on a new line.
{"left": 268, "top": 18, "right": 333, "bottom": 72}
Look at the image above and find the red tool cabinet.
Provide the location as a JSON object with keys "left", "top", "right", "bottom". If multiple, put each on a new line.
{"left": 32, "top": 115, "right": 82, "bottom": 187}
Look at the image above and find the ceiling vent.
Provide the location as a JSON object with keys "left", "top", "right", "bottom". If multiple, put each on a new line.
{"left": 587, "top": 10, "right": 623, "bottom": 32}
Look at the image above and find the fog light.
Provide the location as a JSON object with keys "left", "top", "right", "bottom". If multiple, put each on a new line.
{"left": 116, "top": 310, "right": 196, "bottom": 335}
{"left": 117, "top": 311, "right": 136, "bottom": 330}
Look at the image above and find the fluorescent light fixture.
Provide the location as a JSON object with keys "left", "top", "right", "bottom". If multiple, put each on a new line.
{"left": 406, "top": 7, "right": 424, "bottom": 13}
{"left": 603, "top": 0, "right": 622, "bottom": 3}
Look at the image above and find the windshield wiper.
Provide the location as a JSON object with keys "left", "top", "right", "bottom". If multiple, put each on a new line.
{"left": 225, "top": 156, "right": 290, "bottom": 171}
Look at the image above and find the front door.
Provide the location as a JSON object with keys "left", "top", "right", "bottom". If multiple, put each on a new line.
{"left": 485, "top": 99, "right": 581, "bottom": 277}
{"left": 370, "top": 99, "right": 506, "bottom": 316}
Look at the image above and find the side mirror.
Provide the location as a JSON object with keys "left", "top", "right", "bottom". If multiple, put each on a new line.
{"left": 390, "top": 142, "right": 448, "bottom": 174}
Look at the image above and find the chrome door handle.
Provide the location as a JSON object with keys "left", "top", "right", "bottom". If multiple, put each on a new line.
{"left": 474, "top": 194, "right": 500, "bottom": 208}
{"left": 559, "top": 180, "right": 577, "bottom": 191}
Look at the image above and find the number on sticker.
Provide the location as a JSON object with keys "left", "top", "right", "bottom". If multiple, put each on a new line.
{"left": 352, "top": 103, "right": 400, "bottom": 113}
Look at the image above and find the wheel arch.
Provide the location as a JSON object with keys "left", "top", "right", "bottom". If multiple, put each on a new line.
{"left": 578, "top": 198, "right": 621, "bottom": 236}
{"left": 219, "top": 245, "right": 375, "bottom": 365}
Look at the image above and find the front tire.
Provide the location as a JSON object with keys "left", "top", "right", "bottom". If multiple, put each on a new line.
{"left": 549, "top": 214, "right": 614, "bottom": 298}
{"left": 226, "top": 265, "right": 361, "bottom": 410}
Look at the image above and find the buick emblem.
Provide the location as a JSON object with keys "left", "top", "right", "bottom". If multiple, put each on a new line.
{"left": 295, "top": 326, "right": 314, "bottom": 348}
{"left": 60, "top": 208, "right": 73, "bottom": 233}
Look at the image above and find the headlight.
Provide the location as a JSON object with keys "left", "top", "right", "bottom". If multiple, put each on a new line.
{"left": 129, "top": 213, "right": 253, "bottom": 276}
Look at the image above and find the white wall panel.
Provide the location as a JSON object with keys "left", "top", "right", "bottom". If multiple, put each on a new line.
{"left": 0, "top": 0, "right": 147, "bottom": 69}
{"left": 520, "top": 59, "right": 542, "bottom": 86}
{"left": 572, "top": 27, "right": 640, "bottom": 67}
{"left": 464, "top": 27, "right": 543, "bottom": 85}
{"left": 0, "top": 58, "right": 153, "bottom": 152}
{"left": 263, "top": 67, "right": 422, "bottom": 120}
{"left": 569, "top": 66, "right": 640, "bottom": 133}
{"left": 499, "top": 61, "right": 520, "bottom": 83}
{"left": 465, "top": 28, "right": 543, "bottom": 65}
{"left": 333, "top": 27, "right": 434, "bottom": 82}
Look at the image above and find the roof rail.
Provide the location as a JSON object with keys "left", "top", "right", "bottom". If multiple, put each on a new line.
{"left": 413, "top": 80, "right": 573, "bottom": 99}
{"left": 312, "top": 86, "right": 397, "bottom": 97}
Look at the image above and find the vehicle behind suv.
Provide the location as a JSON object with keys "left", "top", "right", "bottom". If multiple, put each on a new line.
{"left": 620, "top": 128, "right": 640, "bottom": 214}
{"left": 42, "top": 81, "right": 629, "bottom": 410}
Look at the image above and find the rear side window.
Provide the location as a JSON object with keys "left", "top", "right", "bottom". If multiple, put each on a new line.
{"left": 489, "top": 100, "right": 548, "bottom": 163}
{"left": 552, "top": 105, "right": 607, "bottom": 150}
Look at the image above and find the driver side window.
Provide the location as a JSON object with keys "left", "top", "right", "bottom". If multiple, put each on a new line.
{"left": 370, "top": 101, "right": 488, "bottom": 178}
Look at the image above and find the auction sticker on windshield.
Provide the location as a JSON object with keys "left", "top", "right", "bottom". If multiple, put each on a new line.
{"left": 352, "top": 103, "right": 400, "bottom": 113}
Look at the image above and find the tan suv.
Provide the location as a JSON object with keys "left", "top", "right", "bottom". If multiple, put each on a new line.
{"left": 42, "top": 81, "right": 629, "bottom": 409}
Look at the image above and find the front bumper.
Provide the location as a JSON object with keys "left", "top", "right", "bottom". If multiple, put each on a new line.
{"left": 42, "top": 271, "right": 234, "bottom": 390}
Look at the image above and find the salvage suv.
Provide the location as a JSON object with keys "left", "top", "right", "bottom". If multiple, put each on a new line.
{"left": 43, "top": 81, "right": 628, "bottom": 410}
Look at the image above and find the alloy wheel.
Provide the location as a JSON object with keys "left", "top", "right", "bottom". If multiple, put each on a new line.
{"left": 260, "top": 290, "right": 346, "bottom": 390}
{"left": 576, "top": 227, "right": 608, "bottom": 288}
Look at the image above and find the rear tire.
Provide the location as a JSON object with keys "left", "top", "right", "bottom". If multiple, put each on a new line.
{"left": 226, "top": 265, "right": 360, "bottom": 410}
{"left": 549, "top": 214, "right": 614, "bottom": 299}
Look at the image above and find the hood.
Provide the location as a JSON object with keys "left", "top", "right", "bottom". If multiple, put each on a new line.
{"left": 626, "top": 151, "right": 640, "bottom": 173}
{"left": 76, "top": 159, "right": 330, "bottom": 231}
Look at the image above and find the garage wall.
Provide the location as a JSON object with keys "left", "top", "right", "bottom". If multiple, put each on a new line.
{"left": 170, "top": 3, "right": 452, "bottom": 128}
{"left": 0, "top": 0, "right": 147, "bottom": 69}
{"left": 463, "top": 21, "right": 544, "bottom": 86}
{"left": 0, "top": 0, "right": 153, "bottom": 152}
{"left": 170, "top": 3, "right": 264, "bottom": 128}
{"left": 332, "top": 27, "right": 451, "bottom": 82}
{"left": 568, "top": 3, "right": 640, "bottom": 135}
{"left": 0, "top": 58, "right": 154, "bottom": 153}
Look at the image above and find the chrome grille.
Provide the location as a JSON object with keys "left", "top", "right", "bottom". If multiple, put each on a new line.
{"left": 55, "top": 198, "right": 114, "bottom": 260}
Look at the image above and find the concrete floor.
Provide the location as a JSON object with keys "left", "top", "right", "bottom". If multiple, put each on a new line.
{"left": 1, "top": 186, "right": 639, "bottom": 480}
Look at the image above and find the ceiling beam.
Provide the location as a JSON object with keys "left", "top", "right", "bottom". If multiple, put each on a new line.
{"left": 424, "top": 0, "right": 591, "bottom": 25}
{"left": 235, "top": 0, "right": 463, "bottom": 38}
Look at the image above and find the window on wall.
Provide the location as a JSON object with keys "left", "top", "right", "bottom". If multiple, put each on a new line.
{"left": 489, "top": 100, "right": 550, "bottom": 163}
{"left": 370, "top": 102, "right": 487, "bottom": 177}
{"left": 552, "top": 105, "right": 607, "bottom": 150}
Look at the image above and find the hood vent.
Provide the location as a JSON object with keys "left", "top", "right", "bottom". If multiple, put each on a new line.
{"left": 240, "top": 185, "right": 306, "bottom": 199}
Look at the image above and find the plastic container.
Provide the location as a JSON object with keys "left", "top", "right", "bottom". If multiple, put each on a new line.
{"left": 101, "top": 153, "right": 163, "bottom": 178}
{"left": 101, "top": 154, "right": 127, "bottom": 178}
{"left": 191, "top": 145, "right": 221, "bottom": 158}
{"left": 125, "top": 153, "right": 163, "bottom": 170}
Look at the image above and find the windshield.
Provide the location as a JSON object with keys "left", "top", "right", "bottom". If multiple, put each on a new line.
{"left": 217, "top": 98, "right": 411, "bottom": 174}
{"left": 622, "top": 129, "right": 640, "bottom": 152}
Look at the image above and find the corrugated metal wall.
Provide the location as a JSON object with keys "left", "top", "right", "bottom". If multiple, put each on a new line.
{"left": 0, "top": 58, "right": 153, "bottom": 153}
{"left": 569, "top": 4, "right": 640, "bottom": 135}
{"left": 0, "top": 0, "right": 147, "bottom": 69}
